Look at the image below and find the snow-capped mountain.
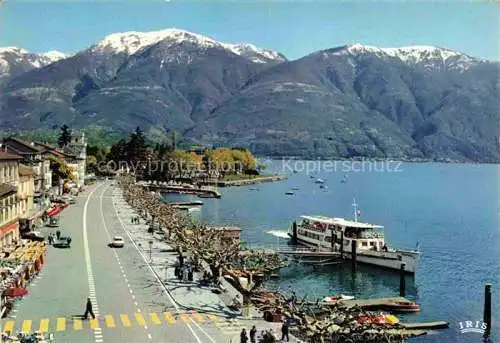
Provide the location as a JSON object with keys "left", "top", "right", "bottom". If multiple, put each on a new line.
{"left": 0, "top": 47, "right": 67, "bottom": 80}
{"left": 88, "top": 28, "right": 286, "bottom": 64}
{"left": 328, "top": 43, "right": 479, "bottom": 71}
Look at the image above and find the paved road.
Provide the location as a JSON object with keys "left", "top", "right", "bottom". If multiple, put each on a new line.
{"left": 1, "top": 182, "right": 227, "bottom": 343}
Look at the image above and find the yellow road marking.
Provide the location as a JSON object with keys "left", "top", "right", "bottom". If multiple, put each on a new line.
{"left": 3, "top": 320, "right": 15, "bottom": 334}
{"left": 149, "top": 313, "right": 161, "bottom": 325}
{"left": 73, "top": 319, "right": 82, "bottom": 330}
{"left": 207, "top": 314, "right": 219, "bottom": 322}
{"left": 135, "top": 313, "right": 146, "bottom": 326}
{"left": 89, "top": 318, "right": 99, "bottom": 329}
{"left": 56, "top": 318, "right": 65, "bottom": 331}
{"left": 21, "top": 320, "right": 32, "bottom": 333}
{"left": 120, "top": 314, "right": 131, "bottom": 327}
{"left": 105, "top": 315, "right": 115, "bottom": 328}
{"left": 163, "top": 312, "right": 176, "bottom": 324}
{"left": 180, "top": 313, "right": 190, "bottom": 323}
{"left": 39, "top": 319, "right": 49, "bottom": 332}
{"left": 191, "top": 311, "right": 204, "bottom": 323}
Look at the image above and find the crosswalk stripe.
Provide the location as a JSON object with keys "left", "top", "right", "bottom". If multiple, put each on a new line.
{"left": 39, "top": 319, "right": 49, "bottom": 332}
{"left": 73, "top": 319, "right": 82, "bottom": 330}
{"left": 89, "top": 318, "right": 99, "bottom": 329}
{"left": 207, "top": 314, "right": 219, "bottom": 322}
{"left": 191, "top": 311, "right": 204, "bottom": 323}
{"left": 3, "top": 320, "right": 15, "bottom": 334}
{"left": 21, "top": 320, "right": 32, "bottom": 333}
{"left": 135, "top": 313, "right": 146, "bottom": 326}
{"left": 149, "top": 313, "right": 161, "bottom": 325}
{"left": 120, "top": 314, "right": 131, "bottom": 327}
{"left": 104, "top": 315, "right": 115, "bottom": 328}
{"left": 56, "top": 318, "right": 65, "bottom": 331}
{"left": 163, "top": 312, "right": 176, "bottom": 324}
{"left": 180, "top": 313, "right": 190, "bottom": 323}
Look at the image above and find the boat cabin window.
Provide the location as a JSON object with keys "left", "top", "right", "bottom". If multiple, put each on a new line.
{"left": 370, "top": 242, "right": 375, "bottom": 247}
{"left": 362, "top": 242, "right": 368, "bottom": 247}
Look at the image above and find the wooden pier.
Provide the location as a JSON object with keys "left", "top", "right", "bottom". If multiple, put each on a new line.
{"left": 337, "top": 296, "right": 410, "bottom": 309}
{"left": 143, "top": 183, "right": 221, "bottom": 198}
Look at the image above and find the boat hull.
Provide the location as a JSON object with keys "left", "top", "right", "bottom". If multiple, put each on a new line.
{"left": 290, "top": 235, "right": 418, "bottom": 273}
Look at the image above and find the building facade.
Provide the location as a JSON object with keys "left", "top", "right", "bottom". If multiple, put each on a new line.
{"left": 2, "top": 138, "right": 52, "bottom": 195}
{"left": 18, "top": 164, "right": 35, "bottom": 220}
{"left": 0, "top": 151, "right": 21, "bottom": 250}
{"left": 63, "top": 132, "right": 86, "bottom": 188}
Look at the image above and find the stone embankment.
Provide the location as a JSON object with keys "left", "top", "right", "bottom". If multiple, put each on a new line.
{"left": 208, "top": 175, "right": 287, "bottom": 187}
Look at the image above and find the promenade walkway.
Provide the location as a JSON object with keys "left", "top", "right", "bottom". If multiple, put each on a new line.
{"left": 110, "top": 185, "right": 302, "bottom": 342}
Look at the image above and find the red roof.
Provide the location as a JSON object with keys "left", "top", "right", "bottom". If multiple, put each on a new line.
{"left": 0, "top": 151, "right": 22, "bottom": 160}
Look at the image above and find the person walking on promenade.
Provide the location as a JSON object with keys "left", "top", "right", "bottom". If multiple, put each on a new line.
{"left": 56, "top": 230, "right": 61, "bottom": 240}
{"left": 240, "top": 328, "right": 248, "bottom": 343}
{"left": 281, "top": 320, "right": 289, "bottom": 342}
{"left": 83, "top": 297, "right": 95, "bottom": 320}
{"left": 250, "top": 326, "right": 257, "bottom": 343}
{"left": 48, "top": 234, "right": 53, "bottom": 245}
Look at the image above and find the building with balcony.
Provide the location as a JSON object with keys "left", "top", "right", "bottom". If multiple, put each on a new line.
{"left": 1, "top": 138, "right": 51, "bottom": 195}
{"left": 0, "top": 151, "right": 21, "bottom": 250}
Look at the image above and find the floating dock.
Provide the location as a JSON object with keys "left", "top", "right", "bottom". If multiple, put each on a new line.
{"left": 337, "top": 296, "right": 410, "bottom": 309}
{"left": 144, "top": 184, "right": 221, "bottom": 198}
{"left": 168, "top": 200, "right": 203, "bottom": 206}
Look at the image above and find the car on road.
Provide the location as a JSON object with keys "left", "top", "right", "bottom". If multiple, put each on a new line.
{"left": 109, "top": 236, "right": 124, "bottom": 248}
{"left": 69, "top": 197, "right": 77, "bottom": 204}
{"left": 21, "top": 231, "right": 45, "bottom": 242}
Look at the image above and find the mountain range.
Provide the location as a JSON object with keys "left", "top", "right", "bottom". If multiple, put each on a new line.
{"left": 0, "top": 28, "right": 499, "bottom": 162}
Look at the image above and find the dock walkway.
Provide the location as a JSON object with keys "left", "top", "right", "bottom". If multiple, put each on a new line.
{"left": 141, "top": 182, "right": 222, "bottom": 198}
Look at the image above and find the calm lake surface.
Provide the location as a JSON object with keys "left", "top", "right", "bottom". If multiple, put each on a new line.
{"left": 165, "top": 161, "right": 500, "bottom": 343}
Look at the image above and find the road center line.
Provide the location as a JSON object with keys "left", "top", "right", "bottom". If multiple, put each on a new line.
{"left": 83, "top": 184, "right": 104, "bottom": 342}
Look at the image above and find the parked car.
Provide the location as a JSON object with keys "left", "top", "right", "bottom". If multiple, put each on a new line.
{"left": 22, "top": 231, "right": 45, "bottom": 242}
{"left": 109, "top": 236, "right": 124, "bottom": 248}
{"left": 69, "top": 198, "right": 77, "bottom": 204}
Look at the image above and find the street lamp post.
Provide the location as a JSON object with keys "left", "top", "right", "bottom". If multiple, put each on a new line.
{"left": 149, "top": 240, "right": 153, "bottom": 263}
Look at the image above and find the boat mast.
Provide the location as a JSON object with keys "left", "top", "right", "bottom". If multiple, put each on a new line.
{"left": 352, "top": 198, "right": 358, "bottom": 222}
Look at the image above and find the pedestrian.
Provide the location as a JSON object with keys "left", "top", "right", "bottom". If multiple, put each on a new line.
{"left": 83, "top": 297, "right": 95, "bottom": 320}
{"left": 131, "top": 216, "right": 134, "bottom": 224}
{"left": 240, "top": 328, "right": 248, "bottom": 343}
{"left": 56, "top": 230, "right": 61, "bottom": 240}
{"left": 188, "top": 266, "right": 193, "bottom": 282}
{"left": 250, "top": 326, "right": 257, "bottom": 343}
{"left": 48, "top": 234, "right": 53, "bottom": 245}
{"left": 281, "top": 320, "right": 289, "bottom": 342}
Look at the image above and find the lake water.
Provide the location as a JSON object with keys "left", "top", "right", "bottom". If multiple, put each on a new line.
{"left": 165, "top": 161, "right": 500, "bottom": 343}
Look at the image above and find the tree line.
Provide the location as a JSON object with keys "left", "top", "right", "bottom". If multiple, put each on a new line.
{"left": 86, "top": 126, "right": 259, "bottom": 181}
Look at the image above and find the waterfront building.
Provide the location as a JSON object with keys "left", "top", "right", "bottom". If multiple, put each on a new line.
{"left": 0, "top": 151, "right": 21, "bottom": 250}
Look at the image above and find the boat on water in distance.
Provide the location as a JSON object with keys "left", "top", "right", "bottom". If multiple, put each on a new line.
{"left": 288, "top": 199, "right": 420, "bottom": 273}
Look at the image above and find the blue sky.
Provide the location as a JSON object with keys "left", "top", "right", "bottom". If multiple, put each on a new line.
{"left": 0, "top": 1, "right": 498, "bottom": 60}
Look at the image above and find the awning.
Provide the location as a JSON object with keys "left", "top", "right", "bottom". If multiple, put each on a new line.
{"left": 4, "top": 288, "right": 28, "bottom": 297}
{"left": 47, "top": 207, "right": 61, "bottom": 217}
{"left": 46, "top": 204, "right": 68, "bottom": 217}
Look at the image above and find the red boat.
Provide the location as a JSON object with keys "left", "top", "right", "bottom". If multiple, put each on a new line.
{"left": 382, "top": 301, "right": 420, "bottom": 312}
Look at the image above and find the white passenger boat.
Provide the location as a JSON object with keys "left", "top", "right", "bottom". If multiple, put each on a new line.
{"left": 288, "top": 200, "right": 420, "bottom": 273}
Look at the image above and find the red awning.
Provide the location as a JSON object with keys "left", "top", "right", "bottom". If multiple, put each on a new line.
{"left": 4, "top": 288, "right": 28, "bottom": 297}
{"left": 47, "top": 207, "right": 61, "bottom": 217}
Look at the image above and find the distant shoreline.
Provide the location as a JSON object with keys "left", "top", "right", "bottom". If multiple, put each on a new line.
{"left": 257, "top": 156, "right": 499, "bottom": 165}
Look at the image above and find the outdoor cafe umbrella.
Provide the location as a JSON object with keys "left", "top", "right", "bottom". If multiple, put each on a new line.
{"left": 4, "top": 288, "right": 28, "bottom": 297}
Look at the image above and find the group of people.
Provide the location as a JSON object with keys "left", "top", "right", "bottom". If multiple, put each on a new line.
{"left": 47, "top": 231, "right": 61, "bottom": 245}
{"left": 131, "top": 216, "right": 140, "bottom": 224}
{"left": 174, "top": 263, "right": 194, "bottom": 282}
{"left": 240, "top": 321, "right": 290, "bottom": 343}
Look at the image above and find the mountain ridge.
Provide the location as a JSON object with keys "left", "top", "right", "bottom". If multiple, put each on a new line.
{"left": 0, "top": 28, "right": 498, "bottom": 162}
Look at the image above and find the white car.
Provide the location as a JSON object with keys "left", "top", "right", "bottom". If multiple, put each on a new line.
{"left": 110, "top": 236, "right": 124, "bottom": 248}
